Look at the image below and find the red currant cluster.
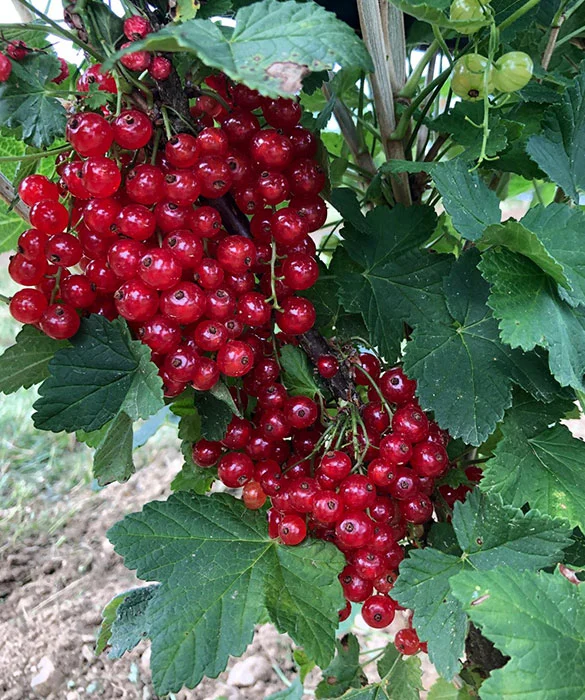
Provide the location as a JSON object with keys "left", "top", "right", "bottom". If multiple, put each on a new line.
{"left": 117, "top": 16, "right": 172, "bottom": 81}
{"left": 8, "top": 60, "right": 324, "bottom": 395}
{"left": 190, "top": 357, "right": 460, "bottom": 639}
{"left": 0, "top": 40, "right": 69, "bottom": 83}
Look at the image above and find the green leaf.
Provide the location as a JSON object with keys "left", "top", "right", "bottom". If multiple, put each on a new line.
{"left": 340, "top": 644, "right": 422, "bottom": 700}
{"left": 479, "top": 249, "right": 585, "bottom": 391}
{"left": 526, "top": 62, "right": 585, "bottom": 201}
{"left": 0, "top": 326, "right": 68, "bottom": 395}
{"left": 481, "top": 392, "right": 585, "bottom": 530}
{"left": 393, "top": 490, "right": 571, "bottom": 678}
{"left": 481, "top": 220, "right": 569, "bottom": 288}
{"left": 171, "top": 439, "right": 217, "bottom": 494}
{"left": 108, "top": 492, "right": 345, "bottom": 694}
{"left": 432, "top": 160, "right": 501, "bottom": 241}
{"left": 91, "top": 412, "right": 135, "bottom": 486}
{"left": 293, "top": 648, "right": 316, "bottom": 683}
{"left": 77, "top": 0, "right": 125, "bottom": 47}
{"left": 427, "top": 678, "right": 473, "bottom": 700}
{"left": 331, "top": 189, "right": 448, "bottom": 361}
{"left": 108, "top": 585, "right": 158, "bottom": 659}
{"left": 0, "top": 202, "right": 27, "bottom": 253}
{"left": 0, "top": 53, "right": 66, "bottom": 148}
{"left": 431, "top": 102, "right": 508, "bottom": 161}
{"left": 315, "top": 634, "right": 364, "bottom": 698}
{"left": 193, "top": 390, "right": 234, "bottom": 441}
{"left": 33, "top": 316, "right": 163, "bottom": 433}
{"left": 403, "top": 250, "right": 512, "bottom": 445}
{"left": 178, "top": 413, "right": 201, "bottom": 442}
{"left": 96, "top": 591, "right": 126, "bottom": 656}
{"left": 451, "top": 567, "right": 585, "bottom": 699}
{"left": 280, "top": 344, "right": 320, "bottom": 397}
{"left": 267, "top": 678, "right": 304, "bottom": 700}
{"left": 111, "top": 0, "right": 372, "bottom": 98}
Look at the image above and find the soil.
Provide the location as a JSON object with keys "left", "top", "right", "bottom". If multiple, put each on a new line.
{"left": 0, "top": 450, "right": 435, "bottom": 700}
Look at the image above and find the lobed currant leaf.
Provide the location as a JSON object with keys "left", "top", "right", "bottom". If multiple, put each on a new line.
{"left": 108, "top": 492, "right": 345, "bottom": 693}
{"left": 0, "top": 325, "right": 68, "bottom": 395}
{"left": 451, "top": 567, "right": 585, "bottom": 700}
{"left": 315, "top": 634, "right": 364, "bottom": 698}
{"left": 33, "top": 315, "right": 164, "bottom": 433}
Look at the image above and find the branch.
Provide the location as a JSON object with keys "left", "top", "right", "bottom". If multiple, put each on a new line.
{"left": 0, "top": 172, "right": 30, "bottom": 223}
{"left": 542, "top": 12, "right": 566, "bottom": 71}
{"left": 356, "top": 0, "right": 412, "bottom": 205}
{"left": 300, "top": 329, "right": 359, "bottom": 403}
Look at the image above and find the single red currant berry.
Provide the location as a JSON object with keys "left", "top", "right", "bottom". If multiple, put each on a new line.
{"left": 138, "top": 314, "right": 181, "bottom": 354}
{"left": 138, "top": 249, "right": 182, "bottom": 290}
{"left": 287, "top": 126, "right": 318, "bottom": 158}
{"left": 18, "top": 228, "right": 48, "bottom": 261}
{"left": 392, "top": 404, "right": 430, "bottom": 443}
{"left": 400, "top": 493, "right": 433, "bottom": 524}
{"left": 192, "top": 439, "right": 222, "bottom": 467}
{"left": 317, "top": 354, "right": 339, "bottom": 379}
{"left": 287, "top": 158, "right": 326, "bottom": 197}
{"left": 45, "top": 232, "right": 82, "bottom": 267}
{"left": 206, "top": 287, "right": 236, "bottom": 322}
{"left": 163, "top": 170, "right": 201, "bottom": 206}
{"left": 191, "top": 319, "right": 228, "bottom": 352}
{"left": 263, "top": 98, "right": 302, "bottom": 129}
{"left": 288, "top": 476, "right": 318, "bottom": 513}
{"left": 18, "top": 175, "right": 60, "bottom": 207}
{"left": 30, "top": 200, "right": 69, "bottom": 235}
{"left": 338, "top": 601, "right": 352, "bottom": 622}
{"left": 82, "top": 157, "right": 121, "bottom": 198}
{"left": 389, "top": 467, "right": 419, "bottom": 501}
{"left": 320, "top": 450, "right": 352, "bottom": 481}
{"left": 278, "top": 514, "right": 307, "bottom": 545}
{"left": 163, "top": 344, "right": 197, "bottom": 382}
{"left": 197, "top": 127, "right": 229, "bottom": 157}
{"left": 114, "top": 279, "right": 159, "bottom": 321}
{"left": 380, "top": 367, "right": 417, "bottom": 405}
{"left": 312, "top": 491, "right": 344, "bottom": 525}
{"left": 290, "top": 195, "right": 328, "bottom": 232}
{"left": 277, "top": 296, "right": 316, "bottom": 335}
{"left": 410, "top": 440, "right": 449, "bottom": 478}
{"left": 355, "top": 353, "right": 381, "bottom": 385}
{"left": 374, "top": 570, "right": 398, "bottom": 594}
{"left": 165, "top": 133, "right": 200, "bottom": 168}
{"left": 256, "top": 170, "right": 290, "bottom": 205}
{"left": 66, "top": 112, "right": 113, "bottom": 157}
{"left": 362, "top": 595, "right": 396, "bottom": 628}
{"left": 125, "top": 164, "right": 165, "bottom": 205}
{"left": 283, "top": 395, "right": 318, "bottom": 429}
{"left": 362, "top": 401, "right": 390, "bottom": 434}
{"left": 149, "top": 55, "right": 172, "bottom": 80}
{"left": 9, "top": 288, "right": 48, "bottom": 324}
{"left": 123, "top": 15, "right": 151, "bottom": 40}
{"left": 0, "top": 53, "right": 12, "bottom": 82}
{"left": 281, "top": 253, "right": 319, "bottom": 292}
{"left": 84, "top": 197, "right": 121, "bottom": 235}
{"left": 107, "top": 239, "right": 145, "bottom": 279}
{"left": 216, "top": 235, "right": 256, "bottom": 275}
{"left": 160, "top": 281, "right": 206, "bottom": 324}
{"left": 39, "top": 303, "right": 80, "bottom": 340}
{"left": 120, "top": 42, "right": 151, "bottom": 71}
{"left": 339, "top": 474, "right": 377, "bottom": 510}
{"left": 335, "top": 510, "right": 374, "bottom": 549}
{"left": 60, "top": 274, "right": 97, "bottom": 309}
{"left": 339, "top": 565, "right": 373, "bottom": 602}
{"left": 351, "top": 548, "right": 387, "bottom": 581}
{"left": 218, "top": 452, "right": 254, "bottom": 488}
{"left": 192, "top": 356, "right": 220, "bottom": 391}
{"left": 271, "top": 207, "right": 308, "bottom": 246}
{"left": 394, "top": 628, "right": 421, "bottom": 655}
{"left": 243, "top": 481, "right": 267, "bottom": 510}
{"left": 232, "top": 83, "right": 262, "bottom": 110}
{"left": 112, "top": 109, "right": 153, "bottom": 149}
{"left": 250, "top": 129, "right": 293, "bottom": 170}
{"left": 195, "top": 156, "right": 233, "bottom": 198}
{"left": 7, "top": 40, "right": 27, "bottom": 61}
{"left": 216, "top": 340, "right": 254, "bottom": 377}
{"left": 222, "top": 109, "right": 260, "bottom": 146}
{"left": 237, "top": 291, "right": 271, "bottom": 327}
{"left": 367, "top": 458, "right": 398, "bottom": 490}
{"left": 379, "top": 434, "right": 413, "bottom": 466}
{"left": 222, "top": 416, "right": 252, "bottom": 450}
{"left": 9, "top": 253, "right": 47, "bottom": 285}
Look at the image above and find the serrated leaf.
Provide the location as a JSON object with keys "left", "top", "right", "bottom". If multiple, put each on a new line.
{"left": 0, "top": 326, "right": 68, "bottom": 395}
{"left": 96, "top": 591, "right": 127, "bottom": 656}
{"left": 0, "top": 53, "right": 66, "bottom": 148}
{"left": 481, "top": 220, "right": 569, "bottom": 288}
{"left": 280, "top": 344, "right": 320, "bottom": 397}
{"left": 393, "top": 490, "right": 571, "bottom": 678}
{"left": 101, "top": 585, "right": 158, "bottom": 659}
{"left": 481, "top": 392, "right": 585, "bottom": 530}
{"left": 403, "top": 249, "right": 512, "bottom": 445}
{"left": 479, "top": 248, "right": 585, "bottom": 391}
{"left": 108, "top": 492, "right": 345, "bottom": 693}
{"left": 526, "top": 62, "right": 585, "bottom": 201}
{"left": 451, "top": 567, "right": 585, "bottom": 700}
{"left": 110, "top": 0, "right": 372, "bottom": 98}
{"left": 193, "top": 390, "right": 234, "bottom": 440}
{"left": 432, "top": 160, "right": 501, "bottom": 241}
{"left": 178, "top": 413, "right": 201, "bottom": 442}
{"left": 316, "top": 634, "right": 363, "bottom": 698}
{"left": 92, "top": 412, "right": 134, "bottom": 486}
{"left": 293, "top": 648, "right": 315, "bottom": 683}
{"left": 330, "top": 189, "right": 447, "bottom": 361}
{"left": 33, "top": 316, "right": 163, "bottom": 433}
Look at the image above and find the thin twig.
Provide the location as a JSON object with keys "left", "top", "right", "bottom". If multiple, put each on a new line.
{"left": 0, "top": 172, "right": 29, "bottom": 223}
{"left": 542, "top": 13, "right": 566, "bottom": 70}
